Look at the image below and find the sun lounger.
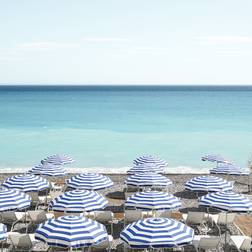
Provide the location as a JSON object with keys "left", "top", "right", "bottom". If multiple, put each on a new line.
{"left": 230, "top": 235, "right": 251, "bottom": 251}
{"left": 182, "top": 211, "right": 208, "bottom": 234}
{"left": 155, "top": 210, "right": 172, "bottom": 218}
{"left": 9, "top": 233, "right": 37, "bottom": 252}
{"left": 27, "top": 192, "right": 51, "bottom": 210}
{"left": 208, "top": 212, "right": 236, "bottom": 235}
{"left": 192, "top": 235, "right": 220, "bottom": 251}
{"left": 26, "top": 210, "right": 54, "bottom": 232}
{"left": 123, "top": 210, "right": 143, "bottom": 226}
{"left": 93, "top": 211, "right": 117, "bottom": 235}
{"left": 0, "top": 212, "right": 27, "bottom": 231}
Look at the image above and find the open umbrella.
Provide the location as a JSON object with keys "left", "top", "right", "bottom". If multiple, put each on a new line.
{"left": 120, "top": 218, "right": 194, "bottom": 249}
{"left": 35, "top": 215, "right": 108, "bottom": 249}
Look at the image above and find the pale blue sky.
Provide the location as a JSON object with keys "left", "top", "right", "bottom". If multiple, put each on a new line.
{"left": 0, "top": 0, "right": 252, "bottom": 85}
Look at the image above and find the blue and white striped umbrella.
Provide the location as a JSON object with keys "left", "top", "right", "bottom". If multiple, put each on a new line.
{"left": 125, "top": 191, "right": 181, "bottom": 210}
{"left": 127, "top": 163, "right": 164, "bottom": 174}
{"left": 201, "top": 154, "right": 231, "bottom": 164}
{"left": 50, "top": 190, "right": 108, "bottom": 213}
{"left": 0, "top": 223, "right": 7, "bottom": 241}
{"left": 28, "top": 163, "right": 67, "bottom": 177}
{"left": 125, "top": 173, "right": 172, "bottom": 187}
{"left": 2, "top": 174, "right": 50, "bottom": 192}
{"left": 199, "top": 191, "right": 252, "bottom": 212}
{"left": 133, "top": 155, "right": 167, "bottom": 168}
{"left": 43, "top": 154, "right": 74, "bottom": 165}
{"left": 35, "top": 215, "right": 108, "bottom": 248}
{"left": 0, "top": 188, "right": 31, "bottom": 212}
{"left": 120, "top": 218, "right": 194, "bottom": 249}
{"left": 185, "top": 176, "right": 233, "bottom": 192}
{"left": 210, "top": 163, "right": 250, "bottom": 176}
{"left": 66, "top": 173, "right": 113, "bottom": 190}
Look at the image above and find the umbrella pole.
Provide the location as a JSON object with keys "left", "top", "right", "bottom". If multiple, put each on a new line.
{"left": 224, "top": 211, "right": 228, "bottom": 252}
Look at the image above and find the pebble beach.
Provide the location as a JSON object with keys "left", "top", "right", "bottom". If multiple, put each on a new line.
{"left": 1, "top": 172, "right": 251, "bottom": 251}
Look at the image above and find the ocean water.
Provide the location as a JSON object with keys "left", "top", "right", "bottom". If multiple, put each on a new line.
{"left": 0, "top": 85, "right": 252, "bottom": 173}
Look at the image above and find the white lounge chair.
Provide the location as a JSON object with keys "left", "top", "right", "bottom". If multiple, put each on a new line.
{"left": 182, "top": 211, "right": 207, "bottom": 225}
{"left": 193, "top": 235, "right": 221, "bottom": 251}
{"left": 124, "top": 192, "right": 134, "bottom": 200}
{"left": 26, "top": 210, "right": 54, "bottom": 231}
{"left": 27, "top": 192, "right": 51, "bottom": 210}
{"left": 230, "top": 235, "right": 251, "bottom": 252}
{"left": 155, "top": 210, "right": 172, "bottom": 218}
{"left": 48, "top": 190, "right": 62, "bottom": 200}
{"left": 93, "top": 211, "right": 117, "bottom": 235}
{"left": 182, "top": 211, "right": 208, "bottom": 234}
{"left": 9, "top": 233, "right": 37, "bottom": 252}
{"left": 0, "top": 212, "right": 27, "bottom": 231}
{"left": 91, "top": 234, "right": 113, "bottom": 251}
{"left": 124, "top": 210, "right": 143, "bottom": 226}
{"left": 208, "top": 212, "right": 236, "bottom": 235}
{"left": 51, "top": 182, "right": 65, "bottom": 191}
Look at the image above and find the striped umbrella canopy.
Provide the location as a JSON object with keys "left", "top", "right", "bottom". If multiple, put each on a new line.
{"left": 66, "top": 173, "right": 113, "bottom": 190}
{"left": 133, "top": 155, "right": 167, "bottom": 168}
{"left": 28, "top": 163, "right": 67, "bottom": 177}
{"left": 185, "top": 176, "right": 233, "bottom": 192}
{"left": 42, "top": 154, "right": 74, "bottom": 165}
{"left": 0, "top": 188, "right": 31, "bottom": 212}
{"left": 210, "top": 163, "right": 250, "bottom": 176}
{"left": 201, "top": 154, "right": 231, "bottom": 164}
{"left": 50, "top": 190, "right": 108, "bottom": 213}
{"left": 120, "top": 218, "right": 194, "bottom": 249}
{"left": 199, "top": 191, "right": 252, "bottom": 212}
{"left": 35, "top": 215, "right": 108, "bottom": 249}
{"left": 0, "top": 224, "right": 7, "bottom": 241}
{"left": 125, "top": 173, "right": 172, "bottom": 187}
{"left": 125, "top": 191, "right": 181, "bottom": 211}
{"left": 127, "top": 163, "right": 164, "bottom": 175}
{"left": 2, "top": 174, "right": 50, "bottom": 192}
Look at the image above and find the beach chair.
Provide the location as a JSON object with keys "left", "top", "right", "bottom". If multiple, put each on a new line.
{"left": 182, "top": 211, "right": 207, "bottom": 233}
{"left": 230, "top": 235, "right": 251, "bottom": 251}
{"left": 155, "top": 210, "right": 172, "bottom": 218}
{"left": 123, "top": 210, "right": 143, "bottom": 227}
{"left": 208, "top": 212, "right": 236, "bottom": 234}
{"left": 93, "top": 211, "right": 117, "bottom": 235}
{"left": 48, "top": 190, "right": 62, "bottom": 200}
{"left": 26, "top": 210, "right": 54, "bottom": 232}
{"left": 91, "top": 234, "right": 113, "bottom": 251}
{"left": 8, "top": 233, "right": 37, "bottom": 252}
{"left": 51, "top": 181, "right": 65, "bottom": 191}
{"left": 192, "top": 235, "right": 221, "bottom": 251}
{"left": 0, "top": 212, "right": 27, "bottom": 231}
{"left": 27, "top": 192, "right": 51, "bottom": 210}
{"left": 182, "top": 211, "right": 206, "bottom": 225}
{"left": 124, "top": 192, "right": 134, "bottom": 200}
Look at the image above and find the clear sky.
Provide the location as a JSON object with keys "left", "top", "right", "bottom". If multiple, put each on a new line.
{"left": 0, "top": 0, "right": 252, "bottom": 85}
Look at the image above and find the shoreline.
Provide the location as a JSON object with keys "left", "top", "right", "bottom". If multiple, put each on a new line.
{"left": 0, "top": 166, "right": 210, "bottom": 174}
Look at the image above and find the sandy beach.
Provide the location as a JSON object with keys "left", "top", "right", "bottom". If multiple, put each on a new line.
{"left": 1, "top": 172, "right": 251, "bottom": 251}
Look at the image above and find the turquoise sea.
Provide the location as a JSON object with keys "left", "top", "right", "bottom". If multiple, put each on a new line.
{"left": 0, "top": 85, "right": 251, "bottom": 173}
